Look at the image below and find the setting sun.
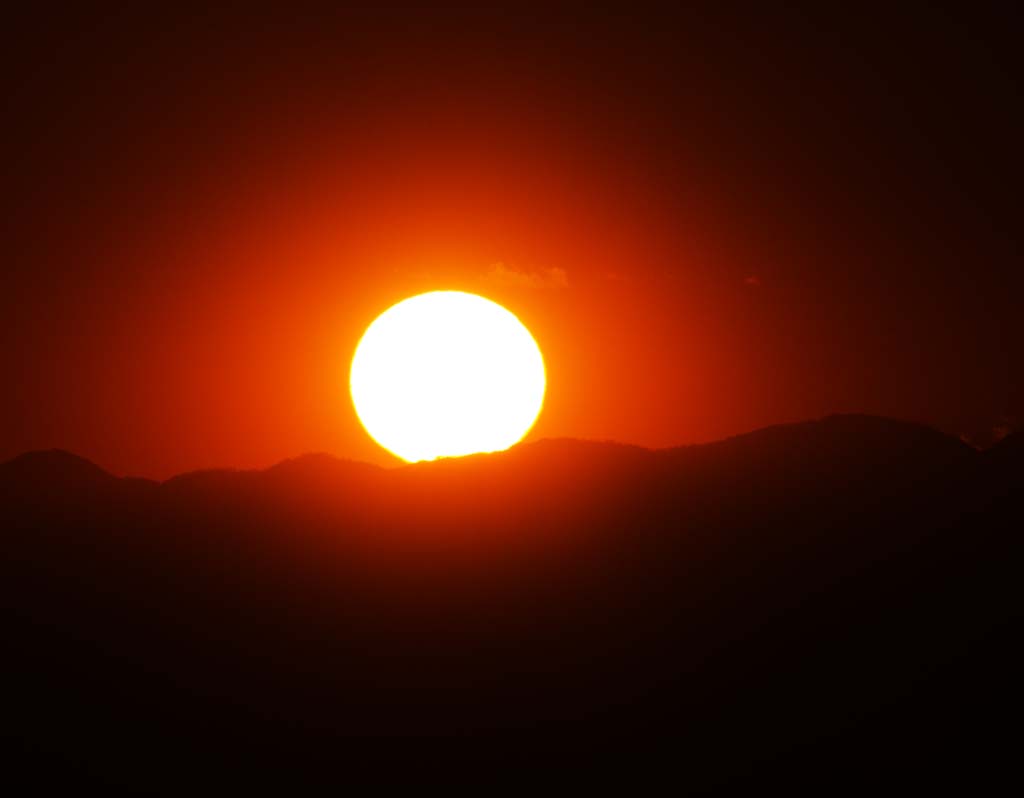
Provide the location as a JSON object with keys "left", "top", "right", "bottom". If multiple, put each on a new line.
{"left": 349, "top": 291, "right": 546, "bottom": 462}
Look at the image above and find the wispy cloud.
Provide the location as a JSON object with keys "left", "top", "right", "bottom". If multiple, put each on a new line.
{"left": 487, "top": 262, "right": 568, "bottom": 289}
{"left": 992, "top": 416, "right": 1017, "bottom": 443}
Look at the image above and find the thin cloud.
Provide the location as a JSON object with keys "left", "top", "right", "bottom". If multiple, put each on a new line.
{"left": 487, "top": 262, "right": 568, "bottom": 289}
{"left": 992, "top": 416, "right": 1017, "bottom": 443}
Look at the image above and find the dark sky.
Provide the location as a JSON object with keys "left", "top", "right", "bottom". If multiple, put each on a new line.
{"left": 3, "top": 7, "right": 1021, "bottom": 478}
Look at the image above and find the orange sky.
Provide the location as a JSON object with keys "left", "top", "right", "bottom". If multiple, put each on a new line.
{"left": 3, "top": 9, "right": 1020, "bottom": 478}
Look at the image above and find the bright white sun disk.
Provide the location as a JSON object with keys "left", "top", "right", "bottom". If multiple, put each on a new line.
{"left": 349, "top": 291, "right": 546, "bottom": 462}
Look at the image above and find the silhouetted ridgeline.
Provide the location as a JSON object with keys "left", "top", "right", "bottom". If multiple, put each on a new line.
{"left": 1, "top": 416, "right": 1020, "bottom": 791}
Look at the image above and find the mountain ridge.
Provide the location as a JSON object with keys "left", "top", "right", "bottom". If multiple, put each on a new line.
{"left": 1, "top": 412, "right": 1019, "bottom": 790}
{"left": 0, "top": 413, "right": 986, "bottom": 486}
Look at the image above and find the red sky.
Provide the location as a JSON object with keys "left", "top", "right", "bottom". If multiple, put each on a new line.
{"left": 3, "top": 8, "right": 1021, "bottom": 478}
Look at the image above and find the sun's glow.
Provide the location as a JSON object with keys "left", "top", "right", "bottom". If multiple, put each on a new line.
{"left": 350, "top": 291, "right": 546, "bottom": 463}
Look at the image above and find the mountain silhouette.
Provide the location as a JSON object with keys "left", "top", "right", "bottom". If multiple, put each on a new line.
{"left": 1, "top": 416, "right": 1019, "bottom": 791}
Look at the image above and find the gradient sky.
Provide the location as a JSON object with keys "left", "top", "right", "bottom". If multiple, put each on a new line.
{"left": 3, "top": 8, "right": 1021, "bottom": 478}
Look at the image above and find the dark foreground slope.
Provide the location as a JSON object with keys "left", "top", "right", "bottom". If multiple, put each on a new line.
{"left": 1, "top": 416, "right": 1020, "bottom": 791}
